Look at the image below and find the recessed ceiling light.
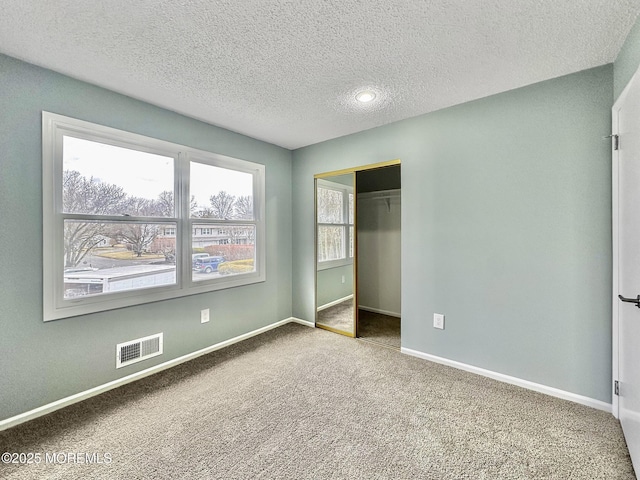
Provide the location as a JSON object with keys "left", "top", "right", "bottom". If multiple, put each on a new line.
{"left": 355, "top": 90, "right": 376, "bottom": 103}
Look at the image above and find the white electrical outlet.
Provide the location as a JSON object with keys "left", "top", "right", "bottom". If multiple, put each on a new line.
{"left": 433, "top": 313, "right": 445, "bottom": 330}
{"left": 341, "top": 275, "right": 345, "bottom": 284}
{"left": 201, "top": 308, "right": 210, "bottom": 324}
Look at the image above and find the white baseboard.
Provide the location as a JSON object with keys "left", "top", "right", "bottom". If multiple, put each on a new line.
{"left": 358, "top": 305, "right": 401, "bottom": 318}
{"left": 0, "top": 317, "right": 304, "bottom": 432}
{"left": 290, "top": 317, "right": 315, "bottom": 328}
{"left": 6, "top": 320, "right": 607, "bottom": 432}
{"left": 317, "top": 294, "right": 353, "bottom": 312}
{"left": 401, "top": 347, "right": 611, "bottom": 413}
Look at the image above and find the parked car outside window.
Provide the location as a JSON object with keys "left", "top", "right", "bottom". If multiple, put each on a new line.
{"left": 191, "top": 253, "right": 209, "bottom": 268}
{"left": 193, "top": 256, "right": 225, "bottom": 273}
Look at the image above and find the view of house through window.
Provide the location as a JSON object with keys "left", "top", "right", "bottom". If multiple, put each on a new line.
{"left": 62, "top": 137, "right": 177, "bottom": 299}
{"left": 43, "top": 112, "right": 265, "bottom": 320}
{"left": 190, "top": 162, "right": 256, "bottom": 281}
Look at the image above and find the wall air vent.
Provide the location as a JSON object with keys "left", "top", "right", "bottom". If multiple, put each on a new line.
{"left": 116, "top": 333, "right": 163, "bottom": 369}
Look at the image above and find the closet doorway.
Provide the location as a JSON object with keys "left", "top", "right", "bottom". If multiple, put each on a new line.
{"left": 315, "top": 160, "right": 401, "bottom": 349}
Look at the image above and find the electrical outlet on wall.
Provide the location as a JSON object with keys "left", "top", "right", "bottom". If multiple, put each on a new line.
{"left": 341, "top": 275, "right": 345, "bottom": 284}
{"left": 433, "top": 313, "right": 445, "bottom": 330}
{"left": 201, "top": 308, "right": 210, "bottom": 324}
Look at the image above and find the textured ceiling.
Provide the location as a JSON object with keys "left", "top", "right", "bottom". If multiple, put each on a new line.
{"left": 1, "top": 1, "right": 639, "bottom": 149}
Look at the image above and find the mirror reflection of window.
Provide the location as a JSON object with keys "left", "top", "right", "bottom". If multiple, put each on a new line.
{"left": 316, "top": 180, "right": 354, "bottom": 265}
{"left": 315, "top": 174, "right": 355, "bottom": 337}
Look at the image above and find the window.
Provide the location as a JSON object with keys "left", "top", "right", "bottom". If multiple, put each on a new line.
{"left": 189, "top": 161, "right": 258, "bottom": 283}
{"left": 316, "top": 179, "right": 354, "bottom": 269}
{"left": 43, "top": 112, "right": 265, "bottom": 320}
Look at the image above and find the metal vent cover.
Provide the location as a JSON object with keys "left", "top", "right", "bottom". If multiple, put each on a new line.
{"left": 116, "top": 333, "right": 163, "bottom": 368}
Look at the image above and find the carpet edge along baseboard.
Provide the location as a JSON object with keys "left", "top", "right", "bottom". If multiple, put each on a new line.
{"left": 0, "top": 317, "right": 314, "bottom": 431}
{"left": 401, "top": 347, "right": 611, "bottom": 413}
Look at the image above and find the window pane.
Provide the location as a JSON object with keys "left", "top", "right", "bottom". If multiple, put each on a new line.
{"left": 318, "top": 225, "right": 345, "bottom": 262}
{"left": 349, "top": 193, "right": 354, "bottom": 224}
{"left": 317, "top": 187, "right": 343, "bottom": 224}
{"left": 63, "top": 136, "right": 174, "bottom": 216}
{"left": 63, "top": 221, "right": 176, "bottom": 299}
{"left": 190, "top": 162, "right": 254, "bottom": 220}
{"left": 192, "top": 224, "right": 256, "bottom": 282}
{"left": 349, "top": 225, "right": 354, "bottom": 258}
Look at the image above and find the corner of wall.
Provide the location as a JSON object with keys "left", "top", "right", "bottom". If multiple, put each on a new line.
{"left": 614, "top": 13, "right": 640, "bottom": 100}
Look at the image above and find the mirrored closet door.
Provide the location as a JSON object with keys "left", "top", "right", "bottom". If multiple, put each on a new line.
{"left": 315, "top": 172, "right": 356, "bottom": 337}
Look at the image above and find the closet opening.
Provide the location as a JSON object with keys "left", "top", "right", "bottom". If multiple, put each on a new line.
{"left": 355, "top": 165, "right": 401, "bottom": 349}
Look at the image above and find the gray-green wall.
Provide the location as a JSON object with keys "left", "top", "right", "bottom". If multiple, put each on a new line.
{"left": 316, "top": 265, "right": 353, "bottom": 308}
{"left": 615, "top": 15, "right": 640, "bottom": 100}
{"left": 0, "top": 54, "right": 293, "bottom": 421}
{"left": 292, "top": 64, "right": 613, "bottom": 402}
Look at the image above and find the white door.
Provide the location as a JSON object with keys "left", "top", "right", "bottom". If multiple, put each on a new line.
{"left": 614, "top": 64, "right": 640, "bottom": 471}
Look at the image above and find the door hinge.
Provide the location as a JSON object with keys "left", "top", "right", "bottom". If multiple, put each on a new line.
{"left": 605, "top": 134, "right": 619, "bottom": 150}
{"left": 615, "top": 380, "right": 620, "bottom": 396}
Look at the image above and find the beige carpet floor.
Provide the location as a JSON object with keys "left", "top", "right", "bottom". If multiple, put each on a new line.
{"left": 357, "top": 309, "right": 401, "bottom": 349}
{"left": 317, "top": 299, "right": 354, "bottom": 333}
{"left": 0, "top": 323, "right": 634, "bottom": 479}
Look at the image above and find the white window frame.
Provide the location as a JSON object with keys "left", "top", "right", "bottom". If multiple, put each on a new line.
{"left": 42, "top": 112, "right": 265, "bottom": 321}
{"left": 316, "top": 179, "right": 354, "bottom": 271}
